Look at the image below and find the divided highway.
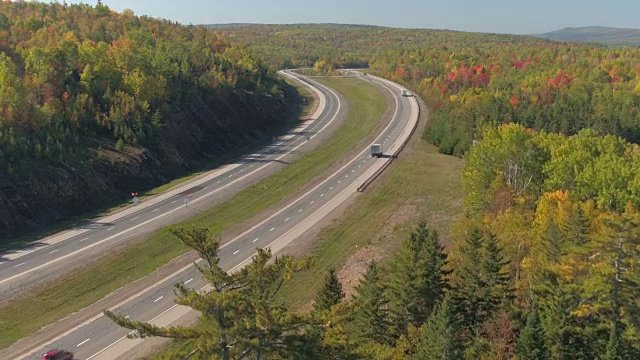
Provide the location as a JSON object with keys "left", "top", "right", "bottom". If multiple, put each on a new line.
{"left": 11, "top": 73, "right": 419, "bottom": 360}
{"left": 0, "top": 70, "right": 342, "bottom": 299}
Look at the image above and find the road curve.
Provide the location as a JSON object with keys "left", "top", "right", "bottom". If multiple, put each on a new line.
{"left": 12, "top": 73, "right": 419, "bottom": 360}
{"left": 0, "top": 70, "right": 344, "bottom": 299}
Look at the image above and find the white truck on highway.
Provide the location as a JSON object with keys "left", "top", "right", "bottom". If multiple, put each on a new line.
{"left": 401, "top": 89, "right": 412, "bottom": 97}
{"left": 370, "top": 144, "right": 383, "bottom": 157}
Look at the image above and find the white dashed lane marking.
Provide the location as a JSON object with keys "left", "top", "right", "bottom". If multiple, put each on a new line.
{"left": 154, "top": 296, "right": 163, "bottom": 303}
{"left": 233, "top": 250, "right": 239, "bottom": 255}
{"left": 76, "top": 338, "right": 90, "bottom": 347}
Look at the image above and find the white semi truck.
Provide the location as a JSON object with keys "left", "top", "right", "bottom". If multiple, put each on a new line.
{"left": 370, "top": 144, "right": 383, "bottom": 157}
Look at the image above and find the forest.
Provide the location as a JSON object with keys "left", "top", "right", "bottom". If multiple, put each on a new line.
{"left": 100, "top": 24, "right": 640, "bottom": 359}
{"left": 109, "top": 126, "right": 640, "bottom": 360}
{"left": 3, "top": 8, "right": 639, "bottom": 358}
{"left": 213, "top": 24, "right": 640, "bottom": 157}
{"left": 109, "top": 144, "right": 640, "bottom": 359}
{"left": 0, "top": 2, "right": 298, "bottom": 239}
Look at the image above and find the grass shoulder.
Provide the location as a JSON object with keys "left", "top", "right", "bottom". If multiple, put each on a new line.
{"left": 278, "top": 140, "right": 464, "bottom": 310}
{"left": 0, "top": 76, "right": 386, "bottom": 349}
{"left": 151, "top": 139, "right": 465, "bottom": 358}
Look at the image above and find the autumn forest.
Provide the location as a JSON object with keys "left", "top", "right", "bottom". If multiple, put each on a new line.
{"left": 1, "top": 3, "right": 639, "bottom": 360}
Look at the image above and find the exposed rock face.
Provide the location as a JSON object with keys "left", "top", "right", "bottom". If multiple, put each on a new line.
{"left": 0, "top": 87, "right": 300, "bottom": 240}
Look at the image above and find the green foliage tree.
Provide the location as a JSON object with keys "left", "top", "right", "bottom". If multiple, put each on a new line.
{"left": 516, "top": 307, "right": 549, "bottom": 360}
{"left": 314, "top": 268, "right": 345, "bottom": 312}
{"left": 604, "top": 320, "right": 625, "bottom": 360}
{"left": 389, "top": 221, "right": 452, "bottom": 333}
{"left": 415, "top": 294, "right": 463, "bottom": 360}
{"left": 454, "top": 227, "right": 512, "bottom": 339}
{"left": 105, "top": 227, "right": 312, "bottom": 360}
{"left": 350, "top": 261, "right": 391, "bottom": 345}
{"left": 482, "top": 233, "right": 513, "bottom": 311}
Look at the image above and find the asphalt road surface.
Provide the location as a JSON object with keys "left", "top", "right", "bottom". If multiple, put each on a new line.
{"left": 13, "top": 72, "right": 419, "bottom": 360}
{"left": 0, "top": 70, "right": 343, "bottom": 299}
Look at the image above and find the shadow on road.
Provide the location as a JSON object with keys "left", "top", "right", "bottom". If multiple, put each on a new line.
{"left": 76, "top": 221, "right": 115, "bottom": 230}
{"left": 241, "top": 158, "right": 290, "bottom": 165}
{"left": 0, "top": 241, "right": 50, "bottom": 264}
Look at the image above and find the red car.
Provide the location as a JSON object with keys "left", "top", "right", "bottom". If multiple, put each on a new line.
{"left": 42, "top": 349, "right": 75, "bottom": 360}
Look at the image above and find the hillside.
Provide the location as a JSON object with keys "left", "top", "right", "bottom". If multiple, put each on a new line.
{"left": 207, "top": 24, "right": 640, "bottom": 157}
{"left": 538, "top": 26, "right": 640, "bottom": 46}
{"left": 0, "top": 3, "right": 301, "bottom": 240}
{"left": 205, "top": 23, "right": 548, "bottom": 69}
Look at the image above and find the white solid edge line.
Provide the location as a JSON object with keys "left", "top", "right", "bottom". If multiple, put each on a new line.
{"left": 12, "top": 72, "right": 339, "bottom": 359}
{"left": 7, "top": 72, "right": 326, "bottom": 257}
{"left": 219, "top": 73, "right": 402, "bottom": 249}
{"left": 26, "top": 72, "right": 415, "bottom": 360}
{"left": 1, "top": 72, "right": 326, "bottom": 263}
{"left": 84, "top": 73, "right": 414, "bottom": 359}
{"left": 1, "top": 72, "right": 338, "bottom": 287}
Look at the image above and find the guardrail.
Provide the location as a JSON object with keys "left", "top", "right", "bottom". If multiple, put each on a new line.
{"left": 357, "top": 94, "right": 421, "bottom": 192}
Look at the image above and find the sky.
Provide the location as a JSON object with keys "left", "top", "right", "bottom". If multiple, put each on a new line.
{"left": 67, "top": 0, "right": 640, "bottom": 35}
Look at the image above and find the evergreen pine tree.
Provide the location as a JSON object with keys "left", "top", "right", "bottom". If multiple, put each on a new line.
{"left": 351, "top": 261, "right": 391, "bottom": 344}
{"left": 389, "top": 221, "right": 451, "bottom": 333}
{"left": 561, "top": 204, "right": 590, "bottom": 246}
{"left": 314, "top": 268, "right": 345, "bottom": 311}
{"left": 543, "top": 220, "right": 565, "bottom": 262}
{"left": 453, "top": 226, "right": 486, "bottom": 336}
{"left": 604, "top": 321, "right": 625, "bottom": 360}
{"left": 482, "top": 232, "right": 513, "bottom": 314}
{"left": 416, "top": 294, "right": 463, "bottom": 360}
{"left": 516, "top": 307, "right": 549, "bottom": 360}
{"left": 105, "top": 227, "right": 313, "bottom": 360}
{"left": 537, "top": 284, "right": 593, "bottom": 360}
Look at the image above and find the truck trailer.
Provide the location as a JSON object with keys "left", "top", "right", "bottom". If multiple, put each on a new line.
{"left": 370, "top": 144, "right": 383, "bottom": 157}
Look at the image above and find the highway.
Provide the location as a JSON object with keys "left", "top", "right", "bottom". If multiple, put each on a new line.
{"left": 0, "top": 70, "right": 343, "bottom": 299}
{"left": 12, "top": 73, "right": 419, "bottom": 360}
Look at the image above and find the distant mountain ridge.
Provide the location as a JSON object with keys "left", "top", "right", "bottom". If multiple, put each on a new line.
{"left": 537, "top": 26, "right": 640, "bottom": 46}
{"left": 204, "top": 23, "right": 385, "bottom": 29}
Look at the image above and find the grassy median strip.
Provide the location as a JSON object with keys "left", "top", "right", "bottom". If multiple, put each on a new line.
{"left": 0, "top": 76, "right": 385, "bottom": 349}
